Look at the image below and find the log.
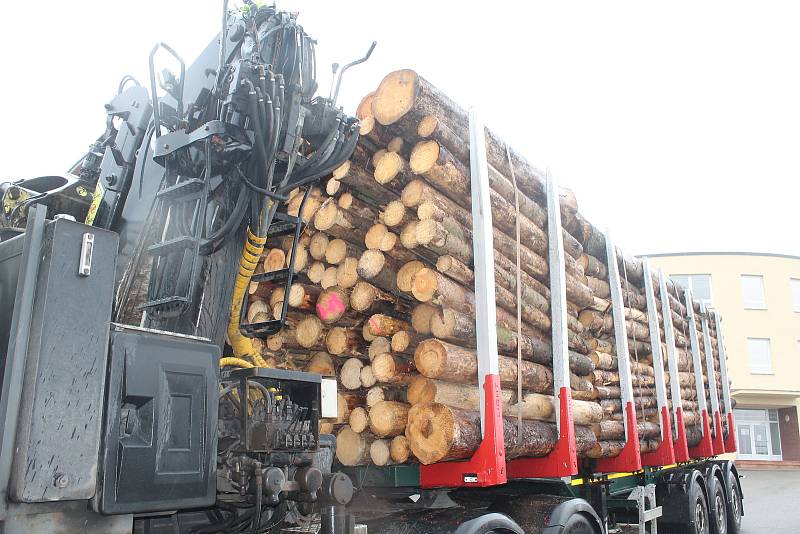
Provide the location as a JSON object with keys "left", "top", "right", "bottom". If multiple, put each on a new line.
{"left": 335, "top": 426, "right": 374, "bottom": 466}
{"left": 414, "top": 339, "right": 553, "bottom": 393}
{"left": 308, "top": 232, "right": 329, "bottom": 261}
{"left": 335, "top": 257, "right": 360, "bottom": 289}
{"left": 367, "top": 314, "right": 412, "bottom": 338}
{"left": 325, "top": 238, "right": 364, "bottom": 266}
{"left": 370, "top": 439, "right": 394, "bottom": 466}
{"left": 371, "top": 352, "right": 416, "bottom": 385}
{"left": 369, "top": 400, "right": 410, "bottom": 437}
{"left": 391, "top": 330, "right": 423, "bottom": 354}
{"left": 410, "top": 303, "right": 437, "bottom": 334}
{"left": 368, "top": 337, "right": 391, "bottom": 361}
{"left": 435, "top": 255, "right": 474, "bottom": 286}
{"left": 390, "top": 435, "right": 414, "bottom": 464}
{"left": 340, "top": 358, "right": 364, "bottom": 390}
{"left": 397, "top": 260, "right": 426, "bottom": 293}
{"left": 307, "top": 261, "right": 325, "bottom": 284}
{"left": 360, "top": 365, "right": 376, "bottom": 388}
{"left": 405, "top": 403, "right": 560, "bottom": 464}
{"left": 305, "top": 351, "right": 335, "bottom": 376}
{"left": 325, "top": 326, "right": 364, "bottom": 357}
{"left": 316, "top": 287, "right": 350, "bottom": 324}
{"left": 381, "top": 200, "right": 414, "bottom": 228}
{"left": 349, "top": 406, "right": 370, "bottom": 433}
{"left": 357, "top": 250, "right": 400, "bottom": 295}
{"left": 314, "top": 199, "right": 370, "bottom": 243}
{"left": 366, "top": 385, "right": 406, "bottom": 408}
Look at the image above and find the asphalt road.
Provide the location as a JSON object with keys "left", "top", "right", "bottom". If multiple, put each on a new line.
{"left": 738, "top": 469, "right": 800, "bottom": 533}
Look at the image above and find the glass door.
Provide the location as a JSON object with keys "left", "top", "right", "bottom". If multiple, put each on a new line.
{"left": 735, "top": 408, "right": 783, "bottom": 461}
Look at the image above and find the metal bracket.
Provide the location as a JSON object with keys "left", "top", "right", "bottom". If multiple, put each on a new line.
{"left": 658, "top": 270, "right": 690, "bottom": 462}
{"left": 685, "top": 290, "right": 714, "bottom": 458}
{"left": 419, "top": 107, "right": 505, "bottom": 489}
{"left": 507, "top": 171, "right": 577, "bottom": 479}
{"left": 701, "top": 304, "right": 725, "bottom": 455}
{"left": 714, "top": 311, "right": 737, "bottom": 453}
{"left": 595, "top": 232, "right": 641, "bottom": 473}
{"left": 640, "top": 260, "right": 674, "bottom": 466}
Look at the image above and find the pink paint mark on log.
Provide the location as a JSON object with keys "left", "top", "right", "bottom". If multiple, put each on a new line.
{"left": 368, "top": 316, "right": 381, "bottom": 336}
{"left": 317, "top": 293, "right": 346, "bottom": 322}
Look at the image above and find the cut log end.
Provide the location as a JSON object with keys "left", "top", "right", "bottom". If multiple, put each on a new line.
{"left": 383, "top": 200, "right": 408, "bottom": 227}
{"left": 374, "top": 151, "right": 404, "bottom": 185}
{"left": 410, "top": 267, "right": 438, "bottom": 302}
{"left": 372, "top": 69, "right": 419, "bottom": 126}
{"left": 405, "top": 402, "right": 457, "bottom": 465}
{"left": 335, "top": 426, "right": 370, "bottom": 466}
{"left": 316, "top": 287, "right": 348, "bottom": 324}
{"left": 409, "top": 139, "right": 439, "bottom": 175}
{"left": 351, "top": 281, "right": 377, "bottom": 312}
{"left": 401, "top": 179, "right": 425, "bottom": 208}
{"left": 390, "top": 435, "right": 413, "bottom": 463}
{"left": 324, "top": 238, "right": 348, "bottom": 265}
{"left": 397, "top": 260, "right": 425, "bottom": 293}
{"left": 417, "top": 115, "right": 439, "bottom": 138}
{"left": 370, "top": 439, "right": 392, "bottom": 466}
{"left": 357, "top": 249, "right": 387, "bottom": 279}
{"left": 296, "top": 316, "right": 324, "bottom": 349}
{"left": 335, "top": 257, "right": 360, "bottom": 289}
{"left": 349, "top": 406, "right": 369, "bottom": 433}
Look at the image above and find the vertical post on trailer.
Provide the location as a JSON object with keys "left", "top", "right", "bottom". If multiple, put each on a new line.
{"left": 714, "top": 311, "right": 737, "bottom": 452}
{"left": 685, "top": 290, "right": 714, "bottom": 458}
{"left": 419, "top": 108, "right": 506, "bottom": 488}
{"left": 701, "top": 304, "right": 725, "bottom": 455}
{"left": 659, "top": 271, "right": 689, "bottom": 462}
{"left": 595, "top": 233, "right": 641, "bottom": 473}
{"left": 507, "top": 172, "right": 577, "bottom": 478}
{"left": 640, "top": 260, "right": 675, "bottom": 466}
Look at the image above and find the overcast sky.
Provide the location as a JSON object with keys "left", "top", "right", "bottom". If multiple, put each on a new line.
{"left": 1, "top": 1, "right": 797, "bottom": 256}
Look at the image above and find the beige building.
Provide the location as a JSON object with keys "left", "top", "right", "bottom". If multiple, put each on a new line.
{"left": 645, "top": 252, "right": 800, "bottom": 464}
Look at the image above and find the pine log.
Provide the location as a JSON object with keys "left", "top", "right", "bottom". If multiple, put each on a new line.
{"left": 391, "top": 330, "right": 423, "bottom": 354}
{"left": 325, "top": 238, "right": 365, "bottom": 266}
{"left": 370, "top": 439, "right": 394, "bottom": 466}
{"left": 325, "top": 326, "right": 365, "bottom": 357}
{"left": 411, "top": 303, "right": 437, "bottom": 334}
{"left": 349, "top": 406, "right": 369, "bottom": 433}
{"left": 360, "top": 365, "right": 376, "bottom": 388}
{"left": 335, "top": 426, "right": 374, "bottom": 466}
{"left": 390, "top": 435, "right": 414, "bottom": 464}
{"left": 369, "top": 401, "right": 411, "bottom": 437}
{"left": 371, "top": 352, "right": 416, "bottom": 385}
{"left": 340, "top": 358, "right": 364, "bottom": 390}
{"left": 381, "top": 200, "right": 414, "bottom": 228}
{"left": 414, "top": 339, "right": 553, "bottom": 393}
{"left": 397, "top": 260, "right": 426, "bottom": 293}
{"left": 335, "top": 257, "right": 360, "bottom": 289}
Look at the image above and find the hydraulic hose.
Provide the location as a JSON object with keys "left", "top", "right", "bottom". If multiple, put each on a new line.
{"left": 226, "top": 227, "right": 269, "bottom": 368}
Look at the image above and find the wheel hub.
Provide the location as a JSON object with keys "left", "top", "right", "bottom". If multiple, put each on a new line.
{"left": 696, "top": 501, "right": 706, "bottom": 533}
{"left": 715, "top": 493, "right": 726, "bottom": 531}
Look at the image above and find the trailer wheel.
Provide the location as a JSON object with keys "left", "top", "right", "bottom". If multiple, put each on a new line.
{"left": 688, "top": 478, "right": 710, "bottom": 534}
{"left": 561, "top": 513, "right": 597, "bottom": 533}
{"left": 708, "top": 478, "right": 728, "bottom": 534}
{"left": 725, "top": 471, "right": 742, "bottom": 534}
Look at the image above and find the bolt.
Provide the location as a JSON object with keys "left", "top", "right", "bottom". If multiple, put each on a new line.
{"left": 54, "top": 474, "right": 69, "bottom": 488}
{"left": 164, "top": 144, "right": 170, "bottom": 150}
{"left": 106, "top": 174, "right": 117, "bottom": 185}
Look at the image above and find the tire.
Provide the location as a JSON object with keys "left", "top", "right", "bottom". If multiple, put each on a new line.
{"left": 708, "top": 478, "right": 728, "bottom": 534}
{"left": 725, "top": 471, "right": 743, "bottom": 534}
{"left": 562, "top": 513, "right": 597, "bottom": 534}
{"left": 688, "top": 479, "right": 710, "bottom": 534}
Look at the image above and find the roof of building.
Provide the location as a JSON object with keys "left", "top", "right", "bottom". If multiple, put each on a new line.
{"left": 640, "top": 251, "right": 800, "bottom": 261}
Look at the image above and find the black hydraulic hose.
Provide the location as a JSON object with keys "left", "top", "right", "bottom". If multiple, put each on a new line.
{"left": 244, "top": 80, "right": 271, "bottom": 189}
{"left": 199, "top": 181, "right": 249, "bottom": 254}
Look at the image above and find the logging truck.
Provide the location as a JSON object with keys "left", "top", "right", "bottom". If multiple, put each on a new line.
{"left": 0, "top": 3, "right": 742, "bottom": 533}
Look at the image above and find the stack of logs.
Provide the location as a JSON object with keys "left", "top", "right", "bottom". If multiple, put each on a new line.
{"left": 238, "top": 69, "right": 728, "bottom": 467}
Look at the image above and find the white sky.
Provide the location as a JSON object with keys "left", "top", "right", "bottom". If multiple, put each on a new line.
{"left": 1, "top": 1, "right": 797, "bottom": 256}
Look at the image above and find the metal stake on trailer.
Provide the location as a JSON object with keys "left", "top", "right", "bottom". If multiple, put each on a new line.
{"left": 685, "top": 290, "right": 714, "bottom": 458}
{"left": 701, "top": 303, "right": 725, "bottom": 455}
{"left": 595, "top": 235, "right": 641, "bottom": 473}
{"left": 713, "top": 311, "right": 737, "bottom": 453}
{"left": 419, "top": 108, "right": 506, "bottom": 488}
{"left": 507, "top": 171, "right": 577, "bottom": 479}
{"left": 659, "top": 271, "right": 689, "bottom": 462}
{"left": 640, "top": 260, "right": 675, "bottom": 466}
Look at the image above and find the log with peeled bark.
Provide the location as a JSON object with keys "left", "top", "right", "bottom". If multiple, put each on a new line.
{"left": 406, "top": 403, "right": 573, "bottom": 464}
{"left": 371, "top": 352, "right": 416, "bottom": 385}
{"left": 414, "top": 339, "right": 553, "bottom": 393}
{"left": 336, "top": 426, "right": 375, "bottom": 466}
{"left": 369, "top": 400, "right": 410, "bottom": 437}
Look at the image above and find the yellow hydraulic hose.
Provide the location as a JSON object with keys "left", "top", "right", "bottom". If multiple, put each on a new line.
{"left": 226, "top": 227, "right": 269, "bottom": 368}
{"left": 219, "top": 357, "right": 254, "bottom": 369}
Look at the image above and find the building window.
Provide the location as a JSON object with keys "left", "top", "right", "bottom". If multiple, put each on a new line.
{"left": 747, "top": 338, "right": 773, "bottom": 374}
{"left": 741, "top": 275, "right": 766, "bottom": 309}
{"left": 792, "top": 278, "right": 800, "bottom": 312}
{"left": 670, "top": 274, "right": 712, "bottom": 306}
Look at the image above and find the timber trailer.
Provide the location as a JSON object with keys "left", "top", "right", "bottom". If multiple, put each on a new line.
{"left": 0, "top": 3, "right": 743, "bottom": 533}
